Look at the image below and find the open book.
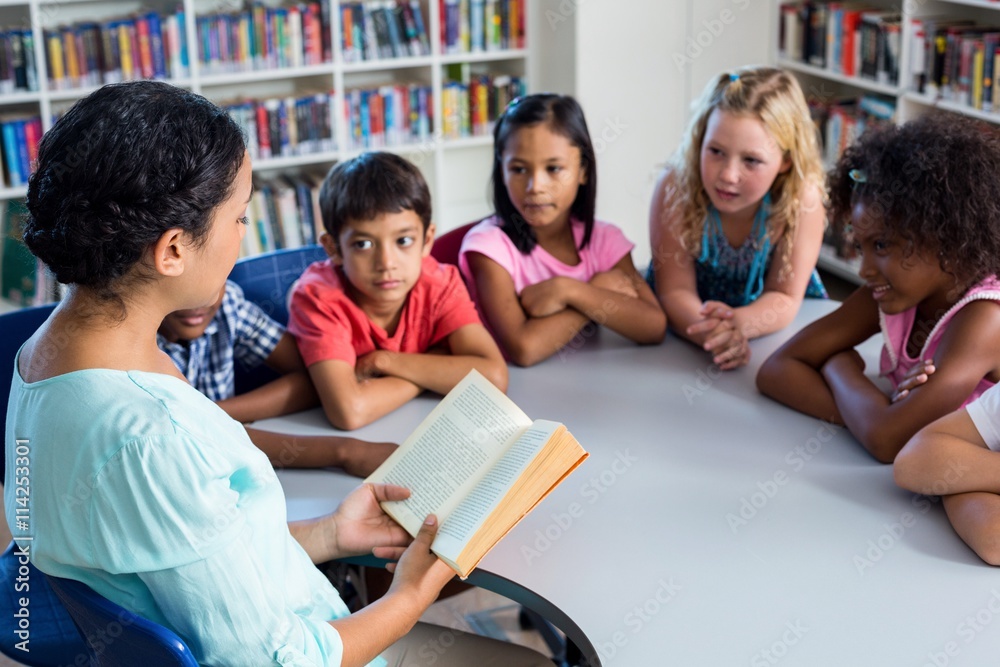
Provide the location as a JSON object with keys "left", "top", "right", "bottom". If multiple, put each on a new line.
{"left": 365, "top": 370, "right": 589, "bottom": 578}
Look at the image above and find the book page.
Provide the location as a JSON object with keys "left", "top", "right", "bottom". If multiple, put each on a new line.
{"left": 365, "top": 370, "right": 532, "bottom": 536}
{"left": 431, "top": 420, "right": 561, "bottom": 563}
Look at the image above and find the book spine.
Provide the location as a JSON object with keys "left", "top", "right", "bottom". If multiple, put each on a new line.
{"left": 384, "top": 1, "right": 405, "bottom": 57}
{"left": 984, "top": 35, "right": 998, "bottom": 112}
{"left": 973, "top": 39, "right": 986, "bottom": 109}
{"left": 14, "top": 121, "right": 29, "bottom": 184}
{"left": 2, "top": 121, "right": 23, "bottom": 186}
{"left": 23, "top": 117, "right": 40, "bottom": 176}
{"left": 175, "top": 7, "right": 189, "bottom": 77}
{"left": 410, "top": 1, "right": 430, "bottom": 54}
{"left": 994, "top": 48, "right": 1000, "bottom": 112}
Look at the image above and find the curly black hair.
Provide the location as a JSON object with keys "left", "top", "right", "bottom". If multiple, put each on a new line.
{"left": 24, "top": 81, "right": 246, "bottom": 299}
{"left": 829, "top": 113, "right": 1000, "bottom": 285}
{"left": 318, "top": 151, "right": 431, "bottom": 243}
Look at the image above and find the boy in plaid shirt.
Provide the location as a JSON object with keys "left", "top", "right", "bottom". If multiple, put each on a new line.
{"left": 158, "top": 280, "right": 395, "bottom": 477}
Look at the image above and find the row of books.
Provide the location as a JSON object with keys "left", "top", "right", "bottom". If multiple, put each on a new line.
{"left": 341, "top": 1, "right": 431, "bottom": 62}
{"left": 441, "top": 71, "right": 525, "bottom": 138}
{"left": 810, "top": 94, "right": 895, "bottom": 167}
{"left": 345, "top": 83, "right": 433, "bottom": 149}
{"left": 912, "top": 20, "right": 1000, "bottom": 113}
{"left": 226, "top": 92, "right": 336, "bottom": 163}
{"left": 1, "top": 115, "right": 41, "bottom": 189}
{"left": 809, "top": 95, "right": 896, "bottom": 259}
{"left": 440, "top": 0, "right": 525, "bottom": 54}
{"left": 0, "top": 30, "right": 39, "bottom": 93}
{"left": 242, "top": 174, "right": 323, "bottom": 257}
{"left": 779, "top": 3, "right": 900, "bottom": 86}
{"left": 195, "top": 1, "right": 331, "bottom": 75}
{"left": 44, "top": 10, "right": 188, "bottom": 90}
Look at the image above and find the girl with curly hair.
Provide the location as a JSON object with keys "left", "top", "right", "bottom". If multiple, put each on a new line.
{"left": 648, "top": 66, "right": 828, "bottom": 370}
{"left": 758, "top": 113, "right": 1000, "bottom": 465}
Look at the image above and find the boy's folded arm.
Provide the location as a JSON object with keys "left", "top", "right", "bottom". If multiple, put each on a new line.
{"left": 264, "top": 332, "right": 308, "bottom": 373}
{"left": 372, "top": 324, "right": 509, "bottom": 393}
{"left": 309, "top": 359, "right": 421, "bottom": 431}
{"left": 244, "top": 426, "right": 397, "bottom": 477}
{"left": 218, "top": 371, "right": 319, "bottom": 423}
{"left": 562, "top": 255, "right": 667, "bottom": 345}
{"left": 466, "top": 252, "right": 590, "bottom": 367}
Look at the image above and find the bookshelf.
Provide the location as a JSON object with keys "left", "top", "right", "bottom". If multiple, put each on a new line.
{"left": 774, "top": 0, "right": 1000, "bottom": 284}
{"left": 0, "top": 0, "right": 530, "bottom": 307}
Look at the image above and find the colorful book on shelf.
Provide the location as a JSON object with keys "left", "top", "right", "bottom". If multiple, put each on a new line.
{"left": 346, "top": 83, "right": 432, "bottom": 149}
{"left": 441, "top": 0, "right": 523, "bottom": 54}
{"left": 365, "top": 370, "right": 589, "bottom": 579}
{"left": 0, "top": 116, "right": 41, "bottom": 188}
{"left": 197, "top": 2, "right": 329, "bottom": 74}
{"left": 0, "top": 31, "right": 38, "bottom": 94}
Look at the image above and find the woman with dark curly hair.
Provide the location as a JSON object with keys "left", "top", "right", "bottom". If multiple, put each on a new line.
{"left": 5, "top": 81, "right": 550, "bottom": 666}
{"left": 757, "top": 113, "right": 1000, "bottom": 465}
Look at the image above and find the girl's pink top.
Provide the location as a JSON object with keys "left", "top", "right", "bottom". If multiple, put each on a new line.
{"left": 457, "top": 215, "right": 634, "bottom": 301}
{"left": 880, "top": 275, "right": 1000, "bottom": 407}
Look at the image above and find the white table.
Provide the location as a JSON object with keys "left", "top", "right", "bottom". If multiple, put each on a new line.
{"left": 261, "top": 300, "right": 1000, "bottom": 666}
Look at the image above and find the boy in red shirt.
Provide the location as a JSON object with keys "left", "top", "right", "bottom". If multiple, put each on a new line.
{"left": 289, "top": 152, "right": 507, "bottom": 430}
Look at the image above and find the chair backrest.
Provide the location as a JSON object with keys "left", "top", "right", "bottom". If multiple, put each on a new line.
{"left": 0, "top": 542, "right": 88, "bottom": 667}
{"left": 46, "top": 572, "right": 198, "bottom": 667}
{"left": 227, "top": 245, "right": 327, "bottom": 394}
{"left": 0, "top": 304, "right": 56, "bottom": 481}
{"left": 430, "top": 221, "right": 479, "bottom": 267}
{"left": 227, "top": 245, "right": 327, "bottom": 327}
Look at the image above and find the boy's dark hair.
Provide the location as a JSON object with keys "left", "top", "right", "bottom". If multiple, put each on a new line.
{"left": 829, "top": 113, "right": 1000, "bottom": 285}
{"left": 319, "top": 152, "right": 432, "bottom": 241}
{"left": 24, "top": 81, "right": 246, "bottom": 300}
{"left": 491, "top": 93, "right": 597, "bottom": 254}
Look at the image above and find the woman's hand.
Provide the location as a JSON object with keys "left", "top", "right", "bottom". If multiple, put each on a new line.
{"left": 330, "top": 483, "right": 412, "bottom": 558}
{"left": 377, "top": 515, "right": 456, "bottom": 610}
{"left": 892, "top": 359, "right": 936, "bottom": 403}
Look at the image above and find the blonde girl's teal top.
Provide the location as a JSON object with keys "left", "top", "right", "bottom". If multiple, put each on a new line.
{"left": 695, "top": 194, "right": 827, "bottom": 306}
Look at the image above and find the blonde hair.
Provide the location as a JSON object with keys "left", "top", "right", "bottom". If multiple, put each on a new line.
{"left": 664, "top": 66, "right": 825, "bottom": 277}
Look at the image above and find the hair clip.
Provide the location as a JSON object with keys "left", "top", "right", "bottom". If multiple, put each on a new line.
{"left": 506, "top": 96, "right": 522, "bottom": 111}
{"left": 848, "top": 169, "right": 867, "bottom": 184}
{"left": 729, "top": 73, "right": 740, "bottom": 83}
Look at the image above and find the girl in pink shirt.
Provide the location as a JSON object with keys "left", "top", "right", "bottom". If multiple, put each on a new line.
{"left": 459, "top": 94, "right": 666, "bottom": 366}
{"left": 758, "top": 115, "right": 1000, "bottom": 464}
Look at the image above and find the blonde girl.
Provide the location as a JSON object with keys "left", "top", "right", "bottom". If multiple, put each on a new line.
{"left": 648, "top": 66, "right": 827, "bottom": 369}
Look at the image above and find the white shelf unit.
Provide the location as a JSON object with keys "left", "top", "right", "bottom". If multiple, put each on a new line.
{"left": 773, "top": 0, "right": 1000, "bottom": 284}
{"left": 0, "top": 0, "right": 531, "bottom": 234}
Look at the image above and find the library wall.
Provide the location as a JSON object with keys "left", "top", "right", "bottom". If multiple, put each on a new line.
{"left": 532, "top": 0, "right": 772, "bottom": 268}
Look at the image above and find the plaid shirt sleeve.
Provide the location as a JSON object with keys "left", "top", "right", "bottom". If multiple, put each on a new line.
{"left": 221, "top": 281, "right": 286, "bottom": 371}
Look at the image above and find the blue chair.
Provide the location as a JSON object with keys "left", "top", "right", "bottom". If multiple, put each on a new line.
{"left": 0, "top": 304, "right": 56, "bottom": 483}
{"left": 0, "top": 542, "right": 88, "bottom": 666}
{"left": 227, "top": 245, "right": 327, "bottom": 327}
{"left": 46, "top": 572, "right": 197, "bottom": 667}
{"left": 227, "top": 245, "right": 326, "bottom": 394}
